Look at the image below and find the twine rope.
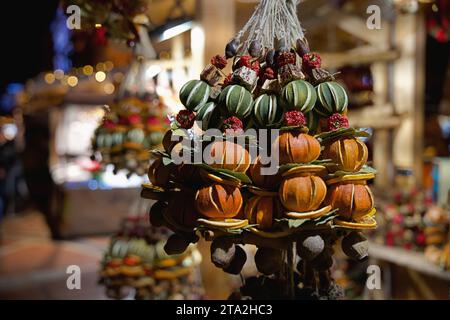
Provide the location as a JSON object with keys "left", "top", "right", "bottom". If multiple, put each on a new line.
{"left": 235, "top": 0, "right": 304, "bottom": 55}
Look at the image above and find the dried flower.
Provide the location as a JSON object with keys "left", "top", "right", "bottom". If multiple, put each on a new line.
{"left": 222, "top": 116, "right": 244, "bottom": 135}
{"left": 284, "top": 110, "right": 306, "bottom": 127}
{"left": 176, "top": 110, "right": 196, "bottom": 129}
{"left": 327, "top": 113, "right": 349, "bottom": 131}
{"left": 211, "top": 54, "right": 228, "bottom": 69}
{"left": 302, "top": 52, "right": 322, "bottom": 69}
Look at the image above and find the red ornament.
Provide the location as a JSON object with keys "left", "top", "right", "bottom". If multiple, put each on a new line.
{"left": 222, "top": 116, "right": 244, "bottom": 135}
{"left": 284, "top": 110, "right": 306, "bottom": 127}
{"left": 103, "top": 119, "right": 116, "bottom": 129}
{"left": 211, "top": 54, "right": 228, "bottom": 69}
{"left": 118, "top": 116, "right": 129, "bottom": 126}
{"left": 176, "top": 110, "right": 196, "bottom": 129}
{"left": 302, "top": 52, "right": 322, "bottom": 69}
{"left": 416, "top": 232, "right": 426, "bottom": 246}
{"left": 128, "top": 114, "right": 142, "bottom": 125}
{"left": 327, "top": 113, "right": 349, "bottom": 131}
{"left": 123, "top": 255, "right": 140, "bottom": 266}
{"left": 95, "top": 26, "right": 108, "bottom": 46}
{"left": 146, "top": 116, "right": 160, "bottom": 126}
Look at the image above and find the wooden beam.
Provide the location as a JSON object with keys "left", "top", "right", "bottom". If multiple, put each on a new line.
{"left": 321, "top": 48, "right": 400, "bottom": 69}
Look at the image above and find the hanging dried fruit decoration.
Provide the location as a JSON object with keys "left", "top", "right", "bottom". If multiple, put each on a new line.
{"left": 141, "top": 0, "right": 377, "bottom": 300}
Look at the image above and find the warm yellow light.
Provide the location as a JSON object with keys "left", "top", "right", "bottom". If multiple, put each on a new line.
{"left": 44, "top": 73, "right": 55, "bottom": 84}
{"left": 104, "top": 83, "right": 115, "bottom": 94}
{"left": 60, "top": 75, "right": 69, "bottom": 86}
{"left": 67, "top": 76, "right": 78, "bottom": 87}
{"left": 95, "top": 23, "right": 102, "bottom": 28}
{"left": 83, "top": 65, "right": 94, "bottom": 75}
{"left": 96, "top": 62, "right": 106, "bottom": 71}
{"left": 54, "top": 69, "right": 64, "bottom": 80}
{"left": 105, "top": 61, "right": 114, "bottom": 71}
{"left": 113, "top": 72, "right": 124, "bottom": 83}
{"left": 432, "top": 4, "right": 438, "bottom": 12}
{"left": 95, "top": 71, "right": 106, "bottom": 82}
{"left": 160, "top": 51, "right": 170, "bottom": 59}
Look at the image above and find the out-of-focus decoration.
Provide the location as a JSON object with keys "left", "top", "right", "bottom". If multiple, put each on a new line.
{"left": 426, "top": 0, "right": 450, "bottom": 43}
{"left": 423, "top": 206, "right": 450, "bottom": 270}
{"left": 372, "top": 188, "right": 450, "bottom": 270}
{"left": 92, "top": 57, "right": 168, "bottom": 177}
{"left": 63, "top": 0, "right": 149, "bottom": 43}
{"left": 99, "top": 215, "right": 203, "bottom": 300}
{"left": 51, "top": 6, "right": 73, "bottom": 71}
{"left": 373, "top": 188, "right": 432, "bottom": 250}
{"left": 338, "top": 65, "right": 374, "bottom": 109}
{"left": 142, "top": 0, "right": 376, "bottom": 300}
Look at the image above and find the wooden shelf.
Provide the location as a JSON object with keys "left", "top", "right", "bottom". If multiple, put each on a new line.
{"left": 369, "top": 242, "right": 450, "bottom": 281}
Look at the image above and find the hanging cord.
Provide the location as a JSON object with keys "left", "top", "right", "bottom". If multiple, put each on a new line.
{"left": 234, "top": 0, "right": 305, "bottom": 55}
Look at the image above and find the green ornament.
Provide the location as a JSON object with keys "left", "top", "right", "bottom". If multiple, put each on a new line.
{"left": 127, "top": 128, "right": 145, "bottom": 144}
{"left": 315, "top": 81, "right": 348, "bottom": 117}
{"left": 219, "top": 84, "right": 254, "bottom": 119}
{"left": 96, "top": 131, "right": 112, "bottom": 149}
{"left": 281, "top": 80, "right": 317, "bottom": 112}
{"left": 179, "top": 80, "right": 210, "bottom": 111}
{"left": 253, "top": 94, "right": 283, "bottom": 128}
{"left": 111, "top": 132, "right": 124, "bottom": 147}
{"left": 145, "top": 131, "right": 164, "bottom": 148}
{"left": 196, "top": 101, "right": 220, "bottom": 131}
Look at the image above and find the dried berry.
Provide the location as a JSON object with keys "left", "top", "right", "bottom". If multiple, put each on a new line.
{"left": 327, "top": 113, "right": 349, "bottom": 131}
{"left": 249, "top": 40, "right": 262, "bottom": 57}
{"left": 309, "top": 249, "right": 333, "bottom": 271}
{"left": 211, "top": 54, "right": 228, "bottom": 69}
{"left": 265, "top": 49, "right": 276, "bottom": 67}
{"left": 164, "top": 234, "right": 190, "bottom": 255}
{"left": 275, "top": 38, "right": 287, "bottom": 51}
{"left": 225, "top": 39, "right": 239, "bottom": 58}
{"left": 149, "top": 201, "right": 167, "bottom": 227}
{"left": 211, "top": 237, "right": 236, "bottom": 268}
{"left": 222, "top": 116, "right": 244, "bottom": 135}
{"left": 254, "top": 247, "right": 283, "bottom": 275}
{"left": 176, "top": 110, "right": 196, "bottom": 129}
{"left": 296, "top": 38, "right": 310, "bottom": 56}
{"left": 302, "top": 52, "right": 322, "bottom": 69}
{"left": 297, "top": 235, "right": 325, "bottom": 261}
{"left": 283, "top": 110, "right": 306, "bottom": 127}
{"left": 223, "top": 245, "right": 247, "bottom": 275}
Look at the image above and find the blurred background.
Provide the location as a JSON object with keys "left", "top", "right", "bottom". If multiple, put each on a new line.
{"left": 0, "top": 0, "right": 449, "bottom": 300}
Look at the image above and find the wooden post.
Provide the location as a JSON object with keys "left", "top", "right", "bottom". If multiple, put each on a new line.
{"left": 198, "top": 0, "right": 235, "bottom": 66}
{"left": 392, "top": 11, "right": 425, "bottom": 187}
